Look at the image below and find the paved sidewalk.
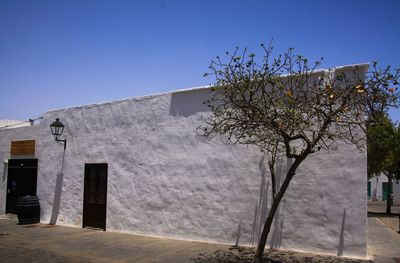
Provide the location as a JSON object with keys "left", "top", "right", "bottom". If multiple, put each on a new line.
{"left": 378, "top": 216, "right": 400, "bottom": 233}
{"left": 0, "top": 215, "right": 374, "bottom": 263}
{"left": 0, "top": 215, "right": 229, "bottom": 263}
{"left": 367, "top": 217, "right": 400, "bottom": 263}
{"left": 368, "top": 201, "right": 400, "bottom": 214}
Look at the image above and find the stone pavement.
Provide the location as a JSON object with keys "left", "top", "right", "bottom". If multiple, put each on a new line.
{"left": 368, "top": 201, "right": 400, "bottom": 234}
{"left": 0, "top": 214, "right": 380, "bottom": 263}
{"left": 367, "top": 201, "right": 400, "bottom": 263}
{"left": 0, "top": 215, "right": 228, "bottom": 263}
{"left": 367, "top": 217, "right": 400, "bottom": 263}
{"left": 378, "top": 216, "right": 400, "bottom": 233}
{"left": 368, "top": 201, "right": 400, "bottom": 214}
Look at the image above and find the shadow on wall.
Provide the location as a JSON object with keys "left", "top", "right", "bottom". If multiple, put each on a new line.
{"left": 270, "top": 199, "right": 285, "bottom": 249}
{"left": 169, "top": 89, "right": 211, "bottom": 117}
{"left": 250, "top": 156, "right": 270, "bottom": 246}
{"left": 2, "top": 161, "right": 7, "bottom": 182}
{"left": 49, "top": 148, "right": 66, "bottom": 225}
{"left": 269, "top": 158, "right": 292, "bottom": 249}
{"left": 337, "top": 208, "right": 347, "bottom": 256}
{"left": 251, "top": 156, "right": 288, "bottom": 248}
{"left": 235, "top": 221, "right": 242, "bottom": 247}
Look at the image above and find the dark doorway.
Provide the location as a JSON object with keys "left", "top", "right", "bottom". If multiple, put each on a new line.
{"left": 367, "top": 181, "right": 371, "bottom": 198}
{"left": 382, "top": 182, "right": 392, "bottom": 201}
{"left": 6, "top": 159, "right": 38, "bottom": 214}
{"left": 83, "top": 163, "right": 108, "bottom": 230}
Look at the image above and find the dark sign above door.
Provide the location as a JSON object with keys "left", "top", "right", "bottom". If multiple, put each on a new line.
{"left": 11, "top": 140, "right": 36, "bottom": 157}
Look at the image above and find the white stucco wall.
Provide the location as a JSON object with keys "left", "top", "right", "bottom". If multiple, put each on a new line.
{"left": 0, "top": 64, "right": 369, "bottom": 258}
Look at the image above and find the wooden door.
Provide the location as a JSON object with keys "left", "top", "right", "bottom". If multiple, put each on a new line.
{"left": 83, "top": 163, "right": 108, "bottom": 230}
{"left": 6, "top": 159, "right": 38, "bottom": 214}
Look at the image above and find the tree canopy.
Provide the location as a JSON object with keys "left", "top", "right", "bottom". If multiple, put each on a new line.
{"left": 368, "top": 114, "right": 400, "bottom": 178}
{"left": 199, "top": 42, "right": 400, "bottom": 263}
{"left": 367, "top": 113, "right": 400, "bottom": 213}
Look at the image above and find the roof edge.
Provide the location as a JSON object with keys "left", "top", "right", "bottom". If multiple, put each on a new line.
{"left": 44, "top": 63, "right": 370, "bottom": 115}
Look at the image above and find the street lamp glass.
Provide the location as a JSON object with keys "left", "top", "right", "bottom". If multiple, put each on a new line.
{"left": 50, "top": 118, "right": 64, "bottom": 140}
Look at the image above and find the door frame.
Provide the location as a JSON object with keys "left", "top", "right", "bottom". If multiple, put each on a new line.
{"left": 82, "top": 163, "right": 108, "bottom": 230}
{"left": 6, "top": 159, "right": 38, "bottom": 214}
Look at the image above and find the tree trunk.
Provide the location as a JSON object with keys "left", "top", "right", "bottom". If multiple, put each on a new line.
{"left": 386, "top": 176, "right": 392, "bottom": 214}
{"left": 253, "top": 155, "right": 307, "bottom": 263}
{"left": 269, "top": 161, "right": 277, "bottom": 200}
{"left": 253, "top": 192, "right": 282, "bottom": 263}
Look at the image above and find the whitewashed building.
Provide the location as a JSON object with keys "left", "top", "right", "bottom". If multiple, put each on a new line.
{"left": 0, "top": 64, "right": 369, "bottom": 258}
{"left": 368, "top": 175, "right": 400, "bottom": 204}
{"left": 0, "top": 119, "right": 33, "bottom": 130}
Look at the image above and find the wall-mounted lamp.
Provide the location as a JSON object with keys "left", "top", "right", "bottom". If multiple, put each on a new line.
{"left": 50, "top": 118, "right": 67, "bottom": 150}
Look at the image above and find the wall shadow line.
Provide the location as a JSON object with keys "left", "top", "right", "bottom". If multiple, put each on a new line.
{"left": 337, "top": 208, "right": 346, "bottom": 256}
{"left": 49, "top": 148, "right": 66, "bottom": 225}
{"left": 2, "top": 161, "right": 7, "bottom": 182}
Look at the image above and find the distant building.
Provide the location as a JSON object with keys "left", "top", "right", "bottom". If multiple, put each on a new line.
{"left": 0, "top": 119, "right": 31, "bottom": 129}
{"left": 368, "top": 175, "right": 400, "bottom": 204}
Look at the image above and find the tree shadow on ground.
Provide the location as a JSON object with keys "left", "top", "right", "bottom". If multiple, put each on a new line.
{"left": 368, "top": 211, "right": 399, "bottom": 218}
{"left": 191, "top": 246, "right": 254, "bottom": 263}
{"left": 190, "top": 246, "right": 373, "bottom": 263}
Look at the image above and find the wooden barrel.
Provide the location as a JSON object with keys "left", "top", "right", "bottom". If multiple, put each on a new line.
{"left": 17, "top": 195, "right": 40, "bottom": 224}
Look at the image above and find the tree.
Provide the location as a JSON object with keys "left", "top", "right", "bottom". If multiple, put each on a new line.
{"left": 368, "top": 114, "right": 400, "bottom": 213}
{"left": 199, "top": 42, "right": 400, "bottom": 263}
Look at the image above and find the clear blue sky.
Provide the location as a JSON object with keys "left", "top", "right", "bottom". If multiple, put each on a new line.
{"left": 1, "top": 0, "right": 400, "bottom": 121}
